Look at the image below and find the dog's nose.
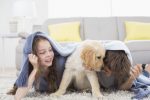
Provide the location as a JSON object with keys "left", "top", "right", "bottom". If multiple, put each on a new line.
{"left": 100, "top": 64, "right": 105, "bottom": 69}
{"left": 95, "top": 65, "right": 104, "bottom": 72}
{"left": 95, "top": 68, "right": 101, "bottom": 72}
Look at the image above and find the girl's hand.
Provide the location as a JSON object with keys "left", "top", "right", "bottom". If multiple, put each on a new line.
{"left": 119, "top": 64, "right": 142, "bottom": 90}
{"left": 28, "top": 54, "right": 39, "bottom": 70}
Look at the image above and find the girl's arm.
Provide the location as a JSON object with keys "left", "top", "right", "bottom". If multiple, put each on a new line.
{"left": 119, "top": 74, "right": 135, "bottom": 90}
{"left": 119, "top": 64, "right": 142, "bottom": 90}
{"left": 15, "top": 54, "right": 39, "bottom": 100}
{"left": 14, "top": 69, "right": 38, "bottom": 100}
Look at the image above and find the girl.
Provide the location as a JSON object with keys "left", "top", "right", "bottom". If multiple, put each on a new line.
{"left": 9, "top": 35, "right": 57, "bottom": 99}
{"left": 7, "top": 32, "right": 76, "bottom": 100}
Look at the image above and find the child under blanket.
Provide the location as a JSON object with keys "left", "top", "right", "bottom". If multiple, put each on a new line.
{"left": 7, "top": 31, "right": 150, "bottom": 100}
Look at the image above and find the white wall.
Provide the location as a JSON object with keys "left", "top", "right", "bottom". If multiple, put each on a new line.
{"left": 111, "top": 0, "right": 150, "bottom": 16}
{"left": 48, "top": 0, "right": 111, "bottom": 18}
{"left": 0, "top": 0, "right": 48, "bottom": 33}
{"left": 0, "top": 0, "right": 15, "bottom": 68}
{"left": 0, "top": 0, "right": 48, "bottom": 68}
{"left": 0, "top": 0, "right": 14, "bottom": 33}
{"left": 48, "top": 0, "right": 150, "bottom": 18}
{"left": 35, "top": 0, "right": 48, "bottom": 25}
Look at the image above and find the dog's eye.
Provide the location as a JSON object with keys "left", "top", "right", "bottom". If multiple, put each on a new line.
{"left": 97, "top": 56, "right": 101, "bottom": 59}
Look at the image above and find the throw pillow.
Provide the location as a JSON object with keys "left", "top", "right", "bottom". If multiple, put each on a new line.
{"left": 125, "top": 21, "right": 150, "bottom": 41}
{"left": 48, "top": 22, "right": 81, "bottom": 42}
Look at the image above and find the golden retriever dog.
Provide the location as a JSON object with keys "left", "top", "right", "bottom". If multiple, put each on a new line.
{"left": 51, "top": 40, "right": 105, "bottom": 98}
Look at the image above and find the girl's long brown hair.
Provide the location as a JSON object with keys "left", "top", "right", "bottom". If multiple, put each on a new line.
{"left": 103, "top": 50, "right": 131, "bottom": 89}
{"left": 29, "top": 35, "right": 58, "bottom": 93}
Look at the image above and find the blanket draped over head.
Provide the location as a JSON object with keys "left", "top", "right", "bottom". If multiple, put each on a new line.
{"left": 15, "top": 32, "right": 133, "bottom": 88}
{"left": 15, "top": 32, "right": 150, "bottom": 99}
{"left": 15, "top": 32, "right": 79, "bottom": 87}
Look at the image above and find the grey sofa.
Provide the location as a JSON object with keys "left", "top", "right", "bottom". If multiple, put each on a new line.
{"left": 16, "top": 17, "right": 150, "bottom": 74}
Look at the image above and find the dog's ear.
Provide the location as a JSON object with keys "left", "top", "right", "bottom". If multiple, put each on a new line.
{"left": 81, "top": 45, "right": 96, "bottom": 69}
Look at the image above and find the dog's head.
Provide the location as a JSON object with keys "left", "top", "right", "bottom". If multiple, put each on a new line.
{"left": 80, "top": 40, "right": 105, "bottom": 72}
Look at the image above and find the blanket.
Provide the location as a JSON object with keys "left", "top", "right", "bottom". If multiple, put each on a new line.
{"left": 15, "top": 32, "right": 133, "bottom": 90}
{"left": 131, "top": 70, "right": 150, "bottom": 100}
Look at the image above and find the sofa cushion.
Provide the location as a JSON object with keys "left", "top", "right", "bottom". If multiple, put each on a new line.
{"left": 42, "top": 18, "right": 84, "bottom": 39}
{"left": 125, "top": 40, "right": 150, "bottom": 65}
{"left": 125, "top": 40, "right": 150, "bottom": 51}
{"left": 130, "top": 51, "right": 150, "bottom": 65}
{"left": 83, "top": 17, "right": 118, "bottom": 40}
{"left": 125, "top": 21, "right": 150, "bottom": 41}
{"left": 117, "top": 17, "right": 150, "bottom": 41}
{"left": 48, "top": 22, "right": 81, "bottom": 42}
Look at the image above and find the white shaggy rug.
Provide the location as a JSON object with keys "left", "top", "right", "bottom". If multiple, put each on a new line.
{"left": 0, "top": 69, "right": 150, "bottom": 100}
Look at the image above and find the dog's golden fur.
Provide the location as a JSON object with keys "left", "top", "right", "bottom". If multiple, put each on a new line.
{"left": 81, "top": 41, "right": 105, "bottom": 71}
{"left": 51, "top": 40, "right": 105, "bottom": 98}
{"left": 103, "top": 50, "right": 131, "bottom": 89}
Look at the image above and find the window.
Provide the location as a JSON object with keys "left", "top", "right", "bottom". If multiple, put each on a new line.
{"left": 48, "top": 0, "right": 150, "bottom": 18}
{"left": 48, "top": 0, "right": 111, "bottom": 18}
{"left": 112, "top": 0, "right": 150, "bottom": 16}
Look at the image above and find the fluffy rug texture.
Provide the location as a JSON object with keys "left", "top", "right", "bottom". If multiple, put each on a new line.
{"left": 0, "top": 69, "right": 150, "bottom": 100}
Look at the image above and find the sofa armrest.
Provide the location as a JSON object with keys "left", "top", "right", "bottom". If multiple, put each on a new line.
{"left": 18, "top": 32, "right": 29, "bottom": 39}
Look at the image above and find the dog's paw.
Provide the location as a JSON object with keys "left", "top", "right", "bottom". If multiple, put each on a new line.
{"left": 93, "top": 92, "right": 103, "bottom": 98}
{"left": 98, "top": 94, "right": 103, "bottom": 99}
{"left": 50, "top": 92, "right": 61, "bottom": 97}
{"left": 50, "top": 91, "right": 65, "bottom": 97}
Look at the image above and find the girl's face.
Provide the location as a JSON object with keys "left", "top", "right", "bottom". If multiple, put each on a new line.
{"left": 36, "top": 40, "right": 54, "bottom": 68}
